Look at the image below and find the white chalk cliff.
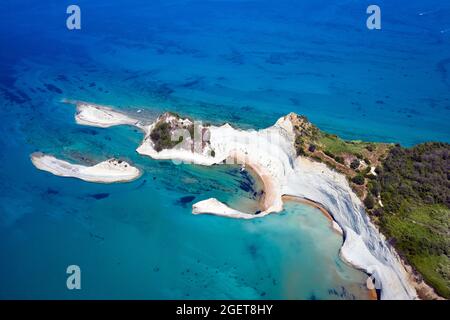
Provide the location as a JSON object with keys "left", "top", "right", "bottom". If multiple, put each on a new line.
{"left": 36, "top": 102, "right": 418, "bottom": 299}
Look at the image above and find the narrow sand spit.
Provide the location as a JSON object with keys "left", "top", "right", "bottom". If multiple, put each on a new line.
{"left": 31, "top": 153, "right": 141, "bottom": 183}
{"left": 74, "top": 101, "right": 148, "bottom": 132}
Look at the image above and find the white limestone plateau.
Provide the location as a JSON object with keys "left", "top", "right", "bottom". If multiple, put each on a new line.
{"left": 34, "top": 102, "right": 419, "bottom": 299}
{"left": 31, "top": 153, "right": 141, "bottom": 183}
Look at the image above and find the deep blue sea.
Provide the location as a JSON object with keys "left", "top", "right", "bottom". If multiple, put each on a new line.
{"left": 0, "top": 0, "right": 448, "bottom": 299}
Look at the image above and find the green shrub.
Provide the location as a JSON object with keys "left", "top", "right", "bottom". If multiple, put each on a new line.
{"left": 324, "top": 150, "right": 335, "bottom": 158}
{"left": 150, "top": 122, "right": 180, "bottom": 152}
{"left": 369, "top": 181, "right": 381, "bottom": 196}
{"left": 295, "top": 136, "right": 306, "bottom": 156}
{"left": 351, "top": 174, "right": 365, "bottom": 185}
{"left": 335, "top": 156, "right": 344, "bottom": 164}
{"left": 364, "top": 195, "right": 375, "bottom": 209}
{"left": 350, "top": 159, "right": 360, "bottom": 170}
{"left": 366, "top": 173, "right": 377, "bottom": 180}
{"left": 372, "top": 208, "right": 383, "bottom": 216}
{"left": 296, "top": 147, "right": 306, "bottom": 156}
{"left": 366, "top": 144, "right": 375, "bottom": 152}
{"left": 375, "top": 165, "right": 383, "bottom": 175}
{"left": 362, "top": 166, "right": 371, "bottom": 175}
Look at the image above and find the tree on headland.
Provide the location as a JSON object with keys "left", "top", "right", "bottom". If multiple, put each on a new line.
{"left": 352, "top": 174, "right": 365, "bottom": 185}
{"left": 364, "top": 195, "right": 375, "bottom": 209}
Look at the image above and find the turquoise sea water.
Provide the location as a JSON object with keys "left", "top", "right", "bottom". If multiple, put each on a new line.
{"left": 0, "top": 0, "right": 449, "bottom": 299}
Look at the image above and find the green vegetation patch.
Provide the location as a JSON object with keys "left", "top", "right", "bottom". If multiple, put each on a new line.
{"left": 291, "top": 115, "right": 389, "bottom": 169}
{"left": 411, "top": 255, "right": 450, "bottom": 299}
{"left": 318, "top": 133, "right": 369, "bottom": 157}
{"left": 291, "top": 113, "right": 450, "bottom": 297}
{"left": 381, "top": 204, "right": 450, "bottom": 297}
{"left": 351, "top": 174, "right": 365, "bottom": 185}
{"left": 150, "top": 121, "right": 182, "bottom": 152}
{"left": 378, "top": 142, "right": 450, "bottom": 298}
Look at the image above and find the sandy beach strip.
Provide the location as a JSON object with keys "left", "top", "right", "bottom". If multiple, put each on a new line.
{"left": 31, "top": 153, "right": 141, "bottom": 183}
{"left": 282, "top": 195, "right": 344, "bottom": 234}
{"left": 282, "top": 194, "right": 379, "bottom": 299}
{"left": 194, "top": 153, "right": 338, "bottom": 224}
{"left": 192, "top": 174, "right": 377, "bottom": 299}
{"left": 282, "top": 195, "right": 334, "bottom": 221}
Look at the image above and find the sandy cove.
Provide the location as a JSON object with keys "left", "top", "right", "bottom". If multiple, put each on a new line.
{"left": 32, "top": 101, "right": 418, "bottom": 300}
{"left": 192, "top": 152, "right": 279, "bottom": 219}
{"left": 227, "top": 151, "right": 279, "bottom": 213}
{"left": 193, "top": 153, "right": 337, "bottom": 229}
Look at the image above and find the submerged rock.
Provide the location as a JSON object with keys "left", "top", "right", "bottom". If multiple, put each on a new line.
{"left": 89, "top": 193, "right": 110, "bottom": 200}
{"left": 175, "top": 195, "right": 196, "bottom": 207}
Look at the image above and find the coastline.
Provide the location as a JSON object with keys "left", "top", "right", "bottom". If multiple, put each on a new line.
{"left": 281, "top": 195, "right": 381, "bottom": 300}
{"left": 32, "top": 102, "right": 420, "bottom": 300}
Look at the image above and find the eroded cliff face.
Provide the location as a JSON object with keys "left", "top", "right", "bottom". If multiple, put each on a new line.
{"left": 285, "top": 157, "right": 417, "bottom": 299}
{"left": 66, "top": 102, "right": 419, "bottom": 299}
{"left": 268, "top": 114, "right": 418, "bottom": 299}
{"left": 191, "top": 112, "right": 418, "bottom": 299}
{"left": 139, "top": 111, "right": 418, "bottom": 299}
